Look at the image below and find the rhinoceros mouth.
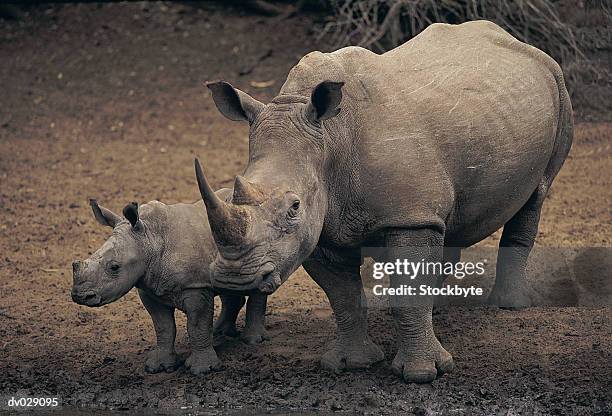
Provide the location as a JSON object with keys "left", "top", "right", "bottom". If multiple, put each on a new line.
{"left": 71, "top": 290, "right": 102, "bottom": 307}
{"left": 212, "top": 261, "right": 277, "bottom": 292}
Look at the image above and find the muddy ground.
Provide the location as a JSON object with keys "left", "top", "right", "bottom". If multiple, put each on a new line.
{"left": 0, "top": 3, "right": 610, "bottom": 415}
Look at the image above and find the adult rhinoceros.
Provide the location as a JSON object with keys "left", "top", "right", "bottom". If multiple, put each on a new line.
{"left": 195, "top": 20, "right": 573, "bottom": 383}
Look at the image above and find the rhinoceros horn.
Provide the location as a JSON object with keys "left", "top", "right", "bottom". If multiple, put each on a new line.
{"left": 232, "top": 175, "right": 264, "bottom": 205}
{"left": 194, "top": 158, "right": 249, "bottom": 247}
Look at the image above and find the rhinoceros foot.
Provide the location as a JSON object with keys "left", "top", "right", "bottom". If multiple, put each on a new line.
{"left": 241, "top": 329, "right": 269, "bottom": 345}
{"left": 488, "top": 281, "right": 533, "bottom": 309}
{"left": 144, "top": 349, "right": 181, "bottom": 374}
{"left": 320, "top": 338, "right": 384, "bottom": 373}
{"left": 392, "top": 340, "right": 454, "bottom": 384}
{"left": 184, "top": 348, "right": 222, "bottom": 375}
{"left": 213, "top": 319, "right": 239, "bottom": 339}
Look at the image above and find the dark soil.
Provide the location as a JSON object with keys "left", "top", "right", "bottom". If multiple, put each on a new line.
{"left": 0, "top": 3, "right": 610, "bottom": 415}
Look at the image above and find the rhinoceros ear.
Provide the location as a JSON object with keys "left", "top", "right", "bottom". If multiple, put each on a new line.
{"left": 206, "top": 81, "right": 264, "bottom": 123}
{"left": 122, "top": 202, "right": 143, "bottom": 231}
{"left": 90, "top": 199, "right": 121, "bottom": 228}
{"left": 308, "top": 80, "right": 344, "bottom": 123}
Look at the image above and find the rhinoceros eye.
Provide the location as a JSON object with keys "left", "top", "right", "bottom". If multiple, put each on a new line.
{"left": 287, "top": 200, "right": 300, "bottom": 218}
{"left": 108, "top": 263, "right": 121, "bottom": 274}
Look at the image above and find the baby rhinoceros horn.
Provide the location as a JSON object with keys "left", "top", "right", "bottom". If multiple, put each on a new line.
{"left": 194, "top": 158, "right": 250, "bottom": 247}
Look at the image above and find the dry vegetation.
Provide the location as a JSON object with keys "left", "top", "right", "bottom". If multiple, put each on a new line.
{"left": 320, "top": 0, "right": 611, "bottom": 97}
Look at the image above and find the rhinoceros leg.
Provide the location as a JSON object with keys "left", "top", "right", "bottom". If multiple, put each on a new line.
{"left": 242, "top": 293, "right": 269, "bottom": 345}
{"left": 182, "top": 289, "right": 222, "bottom": 375}
{"left": 434, "top": 247, "right": 462, "bottom": 308}
{"left": 303, "top": 249, "right": 384, "bottom": 372}
{"left": 214, "top": 295, "right": 245, "bottom": 339}
{"left": 490, "top": 91, "right": 573, "bottom": 308}
{"left": 383, "top": 228, "right": 455, "bottom": 383}
{"left": 138, "top": 289, "right": 181, "bottom": 373}
{"left": 489, "top": 183, "right": 548, "bottom": 308}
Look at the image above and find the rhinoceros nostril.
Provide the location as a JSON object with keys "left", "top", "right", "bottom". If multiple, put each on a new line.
{"left": 256, "top": 262, "right": 275, "bottom": 278}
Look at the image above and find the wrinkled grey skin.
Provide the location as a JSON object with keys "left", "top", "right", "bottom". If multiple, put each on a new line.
{"left": 196, "top": 21, "right": 573, "bottom": 383}
{"left": 71, "top": 193, "right": 269, "bottom": 375}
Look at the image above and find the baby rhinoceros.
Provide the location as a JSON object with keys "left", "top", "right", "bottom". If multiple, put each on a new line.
{"left": 71, "top": 195, "right": 269, "bottom": 375}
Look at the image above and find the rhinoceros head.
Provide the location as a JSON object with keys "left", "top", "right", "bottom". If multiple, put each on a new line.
{"left": 71, "top": 200, "right": 149, "bottom": 307}
{"left": 196, "top": 80, "right": 343, "bottom": 294}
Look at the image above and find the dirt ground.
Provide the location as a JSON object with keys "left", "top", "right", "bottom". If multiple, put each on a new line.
{"left": 0, "top": 3, "right": 610, "bottom": 415}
